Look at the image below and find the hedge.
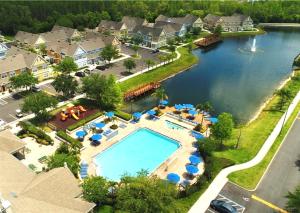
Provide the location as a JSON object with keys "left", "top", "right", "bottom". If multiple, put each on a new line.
{"left": 114, "top": 110, "right": 132, "bottom": 121}
{"left": 18, "top": 121, "right": 53, "bottom": 145}
{"left": 67, "top": 111, "right": 102, "bottom": 131}
{"left": 56, "top": 130, "right": 83, "bottom": 149}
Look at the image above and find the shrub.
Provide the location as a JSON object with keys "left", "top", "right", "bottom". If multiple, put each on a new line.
{"left": 67, "top": 111, "right": 102, "bottom": 131}
{"left": 114, "top": 110, "right": 132, "bottom": 121}
{"left": 18, "top": 121, "right": 53, "bottom": 145}
{"left": 56, "top": 130, "right": 82, "bottom": 149}
{"left": 110, "top": 124, "right": 118, "bottom": 130}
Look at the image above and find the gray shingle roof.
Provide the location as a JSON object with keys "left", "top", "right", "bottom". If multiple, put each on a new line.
{"left": 121, "top": 16, "right": 147, "bottom": 32}
{"left": 52, "top": 25, "right": 78, "bottom": 38}
{"left": 155, "top": 14, "right": 201, "bottom": 26}
{"left": 0, "top": 129, "right": 25, "bottom": 154}
{"left": 41, "top": 30, "right": 69, "bottom": 43}
{"left": 133, "top": 25, "right": 165, "bottom": 42}
{"left": 15, "top": 31, "right": 43, "bottom": 46}
{"left": 154, "top": 21, "right": 183, "bottom": 34}
{"left": 98, "top": 20, "right": 126, "bottom": 31}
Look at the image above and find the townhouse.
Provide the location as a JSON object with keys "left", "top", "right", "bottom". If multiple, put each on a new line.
{"left": 98, "top": 20, "right": 128, "bottom": 39}
{"left": 155, "top": 14, "right": 203, "bottom": 29}
{"left": 121, "top": 16, "right": 148, "bottom": 34}
{"left": 0, "top": 42, "right": 8, "bottom": 59}
{"left": 154, "top": 21, "right": 187, "bottom": 39}
{"left": 15, "top": 31, "right": 46, "bottom": 48}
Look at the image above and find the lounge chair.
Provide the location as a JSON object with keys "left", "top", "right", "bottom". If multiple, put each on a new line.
{"left": 119, "top": 123, "right": 127, "bottom": 128}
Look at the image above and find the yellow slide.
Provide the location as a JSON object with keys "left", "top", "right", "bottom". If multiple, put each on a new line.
{"left": 78, "top": 105, "right": 86, "bottom": 112}
{"left": 70, "top": 110, "right": 79, "bottom": 120}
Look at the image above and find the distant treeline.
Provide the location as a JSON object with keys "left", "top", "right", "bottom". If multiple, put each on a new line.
{"left": 1, "top": 1, "right": 300, "bottom": 35}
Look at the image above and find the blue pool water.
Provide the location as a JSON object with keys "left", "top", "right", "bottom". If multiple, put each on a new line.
{"left": 165, "top": 120, "right": 185, "bottom": 130}
{"left": 94, "top": 128, "right": 180, "bottom": 181}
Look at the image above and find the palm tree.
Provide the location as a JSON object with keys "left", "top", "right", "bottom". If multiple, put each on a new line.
{"left": 131, "top": 44, "right": 139, "bottom": 57}
{"left": 144, "top": 59, "right": 155, "bottom": 70}
{"left": 276, "top": 88, "right": 292, "bottom": 110}
{"left": 152, "top": 87, "right": 168, "bottom": 105}
{"left": 285, "top": 185, "right": 300, "bottom": 213}
{"left": 199, "top": 101, "right": 213, "bottom": 126}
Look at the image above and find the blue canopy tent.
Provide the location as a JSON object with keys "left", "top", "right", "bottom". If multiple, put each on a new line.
{"left": 186, "top": 165, "right": 199, "bottom": 175}
{"left": 91, "top": 134, "right": 102, "bottom": 141}
{"left": 105, "top": 111, "right": 114, "bottom": 118}
{"left": 76, "top": 130, "right": 86, "bottom": 138}
{"left": 132, "top": 112, "right": 142, "bottom": 121}
{"left": 167, "top": 173, "right": 180, "bottom": 184}
{"left": 185, "top": 104, "right": 194, "bottom": 109}
{"left": 95, "top": 122, "right": 105, "bottom": 129}
{"left": 160, "top": 100, "right": 169, "bottom": 106}
{"left": 189, "top": 155, "right": 201, "bottom": 165}
{"left": 209, "top": 117, "right": 218, "bottom": 124}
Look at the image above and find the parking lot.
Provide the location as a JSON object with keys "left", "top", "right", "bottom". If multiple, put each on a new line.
{"left": 0, "top": 94, "right": 27, "bottom": 123}
{"left": 207, "top": 194, "right": 246, "bottom": 213}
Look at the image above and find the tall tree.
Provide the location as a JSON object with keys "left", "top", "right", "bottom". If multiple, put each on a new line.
{"left": 47, "top": 153, "right": 80, "bottom": 177}
{"left": 9, "top": 71, "right": 38, "bottom": 91}
{"left": 152, "top": 87, "right": 168, "bottom": 104}
{"left": 82, "top": 74, "right": 122, "bottom": 110}
{"left": 123, "top": 59, "right": 136, "bottom": 73}
{"left": 82, "top": 176, "right": 110, "bottom": 205}
{"left": 22, "top": 92, "right": 58, "bottom": 120}
{"left": 55, "top": 57, "right": 78, "bottom": 74}
{"left": 51, "top": 74, "right": 78, "bottom": 98}
{"left": 276, "top": 88, "right": 293, "bottom": 110}
{"left": 131, "top": 34, "right": 143, "bottom": 45}
{"left": 131, "top": 44, "right": 139, "bottom": 56}
{"left": 214, "top": 25, "right": 223, "bottom": 36}
{"left": 100, "top": 44, "right": 119, "bottom": 65}
{"left": 211, "top": 112, "right": 234, "bottom": 147}
{"left": 144, "top": 59, "right": 155, "bottom": 70}
{"left": 286, "top": 185, "right": 300, "bottom": 213}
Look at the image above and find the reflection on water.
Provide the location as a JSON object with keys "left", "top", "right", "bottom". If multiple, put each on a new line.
{"left": 122, "top": 29, "right": 300, "bottom": 123}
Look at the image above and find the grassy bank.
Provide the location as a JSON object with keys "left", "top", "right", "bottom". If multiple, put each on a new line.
{"left": 221, "top": 28, "right": 266, "bottom": 38}
{"left": 229, "top": 101, "right": 300, "bottom": 189}
{"left": 119, "top": 47, "right": 198, "bottom": 93}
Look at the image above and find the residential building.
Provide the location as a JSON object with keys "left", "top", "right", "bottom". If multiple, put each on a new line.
{"left": 15, "top": 31, "right": 46, "bottom": 48}
{"left": 0, "top": 135, "right": 95, "bottom": 213}
{"left": 0, "top": 129, "right": 25, "bottom": 159}
{"left": 154, "top": 21, "right": 187, "bottom": 38}
{"left": 155, "top": 14, "right": 203, "bottom": 29}
{"left": 132, "top": 25, "right": 167, "bottom": 49}
{"left": 41, "top": 30, "right": 69, "bottom": 43}
{"left": 0, "top": 42, "right": 8, "bottom": 59}
{"left": 51, "top": 25, "right": 82, "bottom": 40}
{"left": 203, "top": 14, "right": 254, "bottom": 32}
{"left": 46, "top": 41, "right": 88, "bottom": 68}
{"left": 98, "top": 20, "right": 128, "bottom": 38}
{"left": 121, "top": 16, "right": 148, "bottom": 34}
{"left": 0, "top": 47, "right": 52, "bottom": 91}
{"left": 80, "top": 34, "right": 121, "bottom": 64}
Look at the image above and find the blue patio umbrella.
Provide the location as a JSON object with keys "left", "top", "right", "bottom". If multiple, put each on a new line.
{"left": 174, "top": 104, "right": 183, "bottom": 111}
{"left": 188, "top": 109, "right": 198, "bottom": 116}
{"left": 91, "top": 134, "right": 102, "bottom": 141}
{"left": 189, "top": 155, "right": 201, "bottom": 165}
{"left": 167, "top": 173, "right": 180, "bottom": 184}
{"left": 76, "top": 130, "right": 86, "bottom": 138}
{"left": 95, "top": 122, "right": 105, "bottom": 129}
{"left": 209, "top": 117, "right": 218, "bottom": 124}
{"left": 147, "top": 109, "right": 156, "bottom": 116}
{"left": 160, "top": 100, "right": 168, "bottom": 105}
{"left": 185, "top": 104, "right": 194, "bottom": 109}
{"left": 105, "top": 111, "right": 114, "bottom": 118}
{"left": 192, "top": 132, "right": 204, "bottom": 140}
{"left": 186, "top": 165, "right": 199, "bottom": 174}
{"left": 133, "top": 112, "right": 142, "bottom": 119}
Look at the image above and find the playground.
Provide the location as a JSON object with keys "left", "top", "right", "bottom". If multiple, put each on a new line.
{"left": 48, "top": 104, "right": 100, "bottom": 130}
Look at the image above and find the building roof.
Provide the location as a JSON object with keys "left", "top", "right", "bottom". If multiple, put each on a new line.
{"left": 203, "top": 14, "right": 221, "bottom": 25}
{"left": 98, "top": 20, "right": 126, "bottom": 31}
{"left": 15, "top": 31, "right": 43, "bottom": 46}
{"left": 121, "top": 16, "right": 147, "bottom": 32}
{"left": 204, "top": 14, "right": 252, "bottom": 26}
{"left": 41, "top": 30, "right": 69, "bottom": 43}
{"left": 0, "top": 151, "right": 95, "bottom": 213}
{"left": 155, "top": 14, "right": 201, "bottom": 26}
{"left": 46, "top": 41, "right": 83, "bottom": 57}
{"left": 0, "top": 42, "right": 9, "bottom": 52}
{"left": 133, "top": 25, "right": 165, "bottom": 42}
{"left": 0, "top": 129, "right": 25, "bottom": 154}
{"left": 52, "top": 25, "right": 79, "bottom": 38}
{"left": 154, "top": 21, "right": 184, "bottom": 34}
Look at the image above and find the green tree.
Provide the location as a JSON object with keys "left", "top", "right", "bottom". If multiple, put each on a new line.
{"left": 9, "top": 71, "right": 38, "bottom": 91}
{"left": 192, "top": 27, "right": 201, "bottom": 35}
{"left": 51, "top": 74, "right": 78, "bottom": 98}
{"left": 144, "top": 59, "right": 155, "bottom": 70}
{"left": 276, "top": 88, "right": 293, "bottom": 110}
{"left": 152, "top": 87, "right": 168, "bottom": 104}
{"left": 47, "top": 153, "right": 79, "bottom": 177}
{"left": 55, "top": 57, "right": 78, "bottom": 74}
{"left": 100, "top": 44, "right": 119, "bottom": 65}
{"left": 198, "top": 138, "right": 218, "bottom": 161}
{"left": 286, "top": 185, "right": 300, "bottom": 213}
{"left": 116, "top": 175, "right": 178, "bottom": 213}
{"left": 123, "top": 59, "right": 136, "bottom": 73}
{"left": 131, "top": 34, "right": 143, "bottom": 45}
{"left": 82, "top": 74, "right": 122, "bottom": 110}
{"left": 168, "top": 45, "right": 176, "bottom": 53}
{"left": 211, "top": 112, "right": 234, "bottom": 147}
{"left": 131, "top": 44, "right": 139, "bottom": 57}
{"left": 214, "top": 25, "right": 223, "bottom": 36}
{"left": 39, "top": 43, "right": 47, "bottom": 55}
{"left": 158, "top": 54, "right": 167, "bottom": 65}
{"left": 22, "top": 92, "right": 58, "bottom": 120}
{"left": 82, "top": 176, "right": 110, "bottom": 205}
{"left": 187, "top": 42, "right": 193, "bottom": 53}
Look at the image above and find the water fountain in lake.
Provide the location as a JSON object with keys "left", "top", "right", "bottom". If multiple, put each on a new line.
{"left": 238, "top": 37, "right": 262, "bottom": 54}
{"left": 250, "top": 38, "right": 256, "bottom": 52}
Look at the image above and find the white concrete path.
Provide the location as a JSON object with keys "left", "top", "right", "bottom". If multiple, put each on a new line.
{"left": 189, "top": 90, "right": 300, "bottom": 213}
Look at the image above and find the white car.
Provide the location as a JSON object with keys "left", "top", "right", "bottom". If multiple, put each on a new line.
{"left": 0, "top": 119, "right": 6, "bottom": 127}
{"left": 16, "top": 109, "right": 23, "bottom": 118}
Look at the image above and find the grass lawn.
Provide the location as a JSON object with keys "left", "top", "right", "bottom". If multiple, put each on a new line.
{"left": 221, "top": 28, "right": 266, "bottom": 38}
{"left": 228, "top": 101, "right": 300, "bottom": 189}
{"left": 119, "top": 47, "right": 198, "bottom": 93}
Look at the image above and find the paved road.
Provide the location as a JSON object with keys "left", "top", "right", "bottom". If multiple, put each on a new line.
{"left": 207, "top": 113, "right": 300, "bottom": 213}
{"left": 0, "top": 94, "right": 26, "bottom": 123}
{"left": 247, "top": 113, "right": 300, "bottom": 212}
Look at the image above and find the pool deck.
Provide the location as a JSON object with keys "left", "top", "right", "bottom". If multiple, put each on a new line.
{"left": 76, "top": 113, "right": 204, "bottom": 184}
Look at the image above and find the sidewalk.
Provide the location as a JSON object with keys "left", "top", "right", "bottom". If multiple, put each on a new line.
{"left": 189, "top": 90, "right": 300, "bottom": 213}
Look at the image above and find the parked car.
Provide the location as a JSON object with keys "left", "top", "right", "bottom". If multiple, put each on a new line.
{"left": 75, "top": 71, "right": 85, "bottom": 77}
{"left": 31, "top": 85, "right": 41, "bottom": 92}
{"left": 16, "top": 109, "right": 23, "bottom": 118}
{"left": 151, "top": 49, "right": 159, "bottom": 54}
{"left": 125, "top": 43, "right": 131, "bottom": 47}
{"left": 96, "top": 64, "right": 109, "bottom": 71}
{"left": 210, "top": 200, "right": 237, "bottom": 213}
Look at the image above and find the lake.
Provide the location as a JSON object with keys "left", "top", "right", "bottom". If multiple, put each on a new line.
{"left": 123, "top": 29, "right": 300, "bottom": 123}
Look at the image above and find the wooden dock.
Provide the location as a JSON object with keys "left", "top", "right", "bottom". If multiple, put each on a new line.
{"left": 124, "top": 82, "right": 160, "bottom": 101}
{"left": 194, "top": 34, "right": 222, "bottom": 48}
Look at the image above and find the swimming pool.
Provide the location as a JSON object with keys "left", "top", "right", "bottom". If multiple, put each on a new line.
{"left": 94, "top": 128, "right": 180, "bottom": 181}
{"left": 165, "top": 120, "right": 186, "bottom": 130}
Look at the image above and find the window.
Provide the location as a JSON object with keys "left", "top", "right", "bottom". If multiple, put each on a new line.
{"left": 2, "top": 73, "right": 7, "bottom": 79}
{"left": 10, "top": 71, "right": 15, "bottom": 77}
{"left": 44, "top": 72, "right": 48, "bottom": 78}
{"left": 32, "top": 67, "right": 38, "bottom": 72}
